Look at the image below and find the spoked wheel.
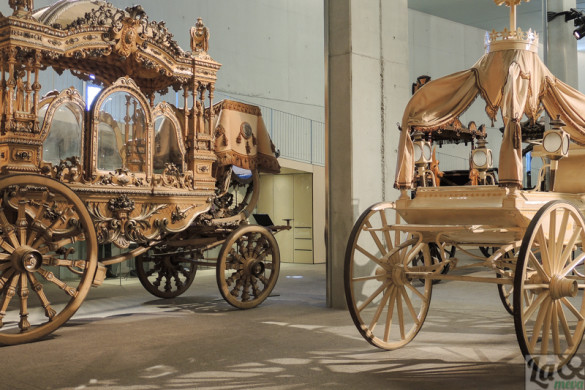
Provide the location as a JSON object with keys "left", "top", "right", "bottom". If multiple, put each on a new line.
{"left": 515, "top": 201, "right": 585, "bottom": 373}
{"left": 135, "top": 247, "right": 197, "bottom": 299}
{"left": 345, "top": 202, "right": 432, "bottom": 350}
{"left": 217, "top": 225, "right": 280, "bottom": 309}
{"left": 495, "top": 246, "right": 524, "bottom": 315}
{"left": 0, "top": 175, "right": 97, "bottom": 345}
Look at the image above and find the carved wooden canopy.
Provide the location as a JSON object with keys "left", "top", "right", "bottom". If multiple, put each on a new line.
{"left": 0, "top": 0, "right": 220, "bottom": 95}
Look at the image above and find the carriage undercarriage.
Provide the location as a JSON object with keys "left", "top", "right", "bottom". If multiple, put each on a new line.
{"left": 345, "top": 187, "right": 585, "bottom": 373}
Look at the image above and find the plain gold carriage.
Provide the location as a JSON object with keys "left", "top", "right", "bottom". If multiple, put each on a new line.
{"left": 0, "top": 0, "right": 288, "bottom": 345}
{"left": 345, "top": 0, "right": 585, "bottom": 374}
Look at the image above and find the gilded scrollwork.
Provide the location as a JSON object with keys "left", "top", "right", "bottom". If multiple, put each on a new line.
{"left": 89, "top": 196, "right": 168, "bottom": 248}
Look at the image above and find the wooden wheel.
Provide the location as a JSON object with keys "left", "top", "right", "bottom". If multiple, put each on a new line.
{"left": 345, "top": 202, "right": 432, "bottom": 350}
{"left": 515, "top": 201, "right": 585, "bottom": 373}
{"left": 216, "top": 225, "right": 280, "bottom": 309}
{"left": 135, "top": 247, "right": 197, "bottom": 299}
{"left": 495, "top": 247, "right": 520, "bottom": 315}
{"left": 0, "top": 175, "right": 97, "bottom": 345}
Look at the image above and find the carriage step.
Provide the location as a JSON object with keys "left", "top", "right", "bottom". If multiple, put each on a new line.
{"left": 92, "top": 262, "right": 107, "bottom": 287}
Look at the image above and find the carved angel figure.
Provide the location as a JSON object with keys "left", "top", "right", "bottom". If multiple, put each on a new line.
{"left": 9, "top": 0, "right": 33, "bottom": 11}
{"left": 190, "top": 18, "right": 209, "bottom": 53}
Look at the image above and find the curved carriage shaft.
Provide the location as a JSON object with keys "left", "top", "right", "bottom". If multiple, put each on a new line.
{"left": 345, "top": 203, "right": 433, "bottom": 350}
{"left": 217, "top": 225, "right": 280, "bottom": 309}
{"left": 0, "top": 176, "right": 96, "bottom": 345}
{"left": 515, "top": 201, "right": 585, "bottom": 373}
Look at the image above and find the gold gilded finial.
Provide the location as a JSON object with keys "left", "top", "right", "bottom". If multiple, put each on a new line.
{"left": 494, "top": 0, "right": 530, "bottom": 31}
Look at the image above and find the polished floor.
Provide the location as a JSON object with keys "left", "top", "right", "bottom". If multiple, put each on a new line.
{"left": 1, "top": 261, "right": 546, "bottom": 390}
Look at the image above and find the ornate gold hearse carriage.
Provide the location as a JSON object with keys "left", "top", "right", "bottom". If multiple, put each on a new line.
{"left": 0, "top": 0, "right": 287, "bottom": 344}
{"left": 345, "top": 0, "right": 585, "bottom": 373}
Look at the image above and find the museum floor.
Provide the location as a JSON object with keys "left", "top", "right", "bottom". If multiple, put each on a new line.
{"left": 2, "top": 259, "right": 540, "bottom": 389}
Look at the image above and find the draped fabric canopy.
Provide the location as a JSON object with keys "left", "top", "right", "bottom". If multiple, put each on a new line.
{"left": 395, "top": 47, "right": 585, "bottom": 189}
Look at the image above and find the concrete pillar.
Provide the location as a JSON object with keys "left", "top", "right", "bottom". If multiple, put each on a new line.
{"left": 325, "top": 0, "right": 409, "bottom": 308}
{"left": 547, "top": 0, "right": 578, "bottom": 86}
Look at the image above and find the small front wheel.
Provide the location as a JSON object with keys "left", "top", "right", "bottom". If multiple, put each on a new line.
{"left": 216, "top": 225, "right": 280, "bottom": 309}
{"left": 135, "top": 247, "right": 197, "bottom": 299}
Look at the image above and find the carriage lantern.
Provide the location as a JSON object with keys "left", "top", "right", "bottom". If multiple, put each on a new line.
{"left": 542, "top": 115, "right": 570, "bottom": 160}
{"left": 412, "top": 131, "right": 432, "bottom": 166}
{"left": 470, "top": 137, "right": 493, "bottom": 171}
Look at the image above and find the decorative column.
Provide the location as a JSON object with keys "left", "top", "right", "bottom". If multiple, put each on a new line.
{"left": 326, "top": 0, "right": 409, "bottom": 308}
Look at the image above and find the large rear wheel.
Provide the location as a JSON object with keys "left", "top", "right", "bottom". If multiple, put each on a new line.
{"left": 515, "top": 201, "right": 585, "bottom": 373}
{"left": 345, "top": 202, "right": 432, "bottom": 350}
{"left": 0, "top": 175, "right": 97, "bottom": 345}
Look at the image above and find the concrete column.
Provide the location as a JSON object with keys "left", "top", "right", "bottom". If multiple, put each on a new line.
{"left": 325, "top": 0, "right": 409, "bottom": 308}
{"left": 547, "top": 0, "right": 578, "bottom": 86}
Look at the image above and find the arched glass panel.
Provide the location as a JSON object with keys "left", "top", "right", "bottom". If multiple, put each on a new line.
{"left": 97, "top": 120, "right": 123, "bottom": 171}
{"left": 153, "top": 116, "right": 182, "bottom": 174}
{"left": 42, "top": 103, "right": 83, "bottom": 165}
{"left": 97, "top": 91, "right": 147, "bottom": 172}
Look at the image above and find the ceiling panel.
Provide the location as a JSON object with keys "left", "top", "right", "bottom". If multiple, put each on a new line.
{"left": 408, "top": 0, "right": 585, "bottom": 50}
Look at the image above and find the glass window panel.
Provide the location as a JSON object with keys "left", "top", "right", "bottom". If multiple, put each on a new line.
{"left": 153, "top": 116, "right": 183, "bottom": 174}
{"left": 42, "top": 103, "right": 83, "bottom": 165}
{"left": 97, "top": 92, "right": 147, "bottom": 172}
{"left": 97, "top": 121, "right": 122, "bottom": 171}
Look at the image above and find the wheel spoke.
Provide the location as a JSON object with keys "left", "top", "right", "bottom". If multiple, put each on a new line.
{"left": 383, "top": 285, "right": 397, "bottom": 342}
{"left": 27, "top": 273, "right": 56, "bottom": 320}
{"left": 356, "top": 245, "right": 387, "bottom": 268}
{"left": 18, "top": 273, "right": 30, "bottom": 332}
{"left": 378, "top": 210, "right": 393, "bottom": 252}
{"left": 560, "top": 297, "right": 585, "bottom": 321}
{"left": 557, "top": 300, "right": 575, "bottom": 348}
{"left": 405, "top": 280, "right": 427, "bottom": 302}
{"left": 549, "top": 210, "right": 557, "bottom": 273}
{"left": 352, "top": 274, "right": 386, "bottom": 283}
{"left": 528, "top": 251, "right": 550, "bottom": 282}
{"left": 364, "top": 220, "right": 387, "bottom": 257}
{"left": 536, "top": 226, "right": 552, "bottom": 276}
{"left": 357, "top": 280, "right": 391, "bottom": 313}
{"left": 523, "top": 290, "right": 548, "bottom": 324}
{"left": 368, "top": 286, "right": 392, "bottom": 331}
{"left": 551, "top": 301, "right": 561, "bottom": 356}
{"left": 0, "top": 274, "right": 18, "bottom": 323}
{"left": 0, "top": 206, "right": 18, "bottom": 249}
{"left": 36, "top": 268, "right": 78, "bottom": 297}
{"left": 539, "top": 299, "right": 553, "bottom": 356}
{"left": 0, "top": 268, "right": 16, "bottom": 290}
{"left": 529, "top": 296, "right": 551, "bottom": 351}
{"left": 396, "top": 288, "right": 405, "bottom": 340}
{"left": 16, "top": 200, "right": 28, "bottom": 247}
{"left": 561, "top": 252, "right": 585, "bottom": 278}
{"left": 559, "top": 226, "right": 583, "bottom": 269}
{"left": 401, "top": 286, "right": 421, "bottom": 325}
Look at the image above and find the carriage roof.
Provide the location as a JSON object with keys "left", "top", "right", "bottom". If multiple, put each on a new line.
{"left": 395, "top": 0, "right": 585, "bottom": 190}
{"left": 0, "top": 0, "right": 219, "bottom": 95}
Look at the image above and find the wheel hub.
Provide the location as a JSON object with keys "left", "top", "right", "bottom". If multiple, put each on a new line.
{"left": 247, "top": 259, "right": 265, "bottom": 277}
{"left": 10, "top": 245, "right": 42, "bottom": 273}
{"left": 391, "top": 264, "right": 408, "bottom": 286}
{"left": 550, "top": 275, "right": 578, "bottom": 300}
